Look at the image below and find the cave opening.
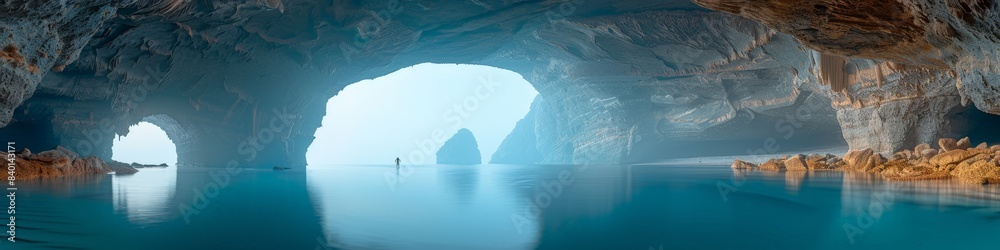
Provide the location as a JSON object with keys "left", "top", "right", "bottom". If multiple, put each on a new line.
{"left": 110, "top": 120, "right": 178, "bottom": 225}
{"left": 111, "top": 121, "right": 178, "bottom": 166}
{"left": 305, "top": 63, "right": 538, "bottom": 166}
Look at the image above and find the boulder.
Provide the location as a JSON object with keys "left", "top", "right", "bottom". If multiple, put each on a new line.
{"left": 759, "top": 159, "right": 786, "bottom": 171}
{"left": 804, "top": 154, "right": 835, "bottom": 170}
{"left": 54, "top": 146, "right": 80, "bottom": 160}
{"left": 929, "top": 149, "right": 978, "bottom": 166}
{"left": 950, "top": 160, "right": 1000, "bottom": 184}
{"left": 920, "top": 148, "right": 938, "bottom": 159}
{"left": 914, "top": 143, "right": 931, "bottom": 153}
{"left": 71, "top": 156, "right": 110, "bottom": 174}
{"left": 843, "top": 148, "right": 883, "bottom": 171}
{"left": 731, "top": 160, "right": 757, "bottom": 169}
{"left": 30, "top": 149, "right": 74, "bottom": 168}
{"left": 976, "top": 142, "right": 988, "bottom": 150}
{"left": 107, "top": 161, "right": 139, "bottom": 175}
{"left": 891, "top": 149, "right": 913, "bottom": 160}
{"left": 3, "top": 147, "right": 128, "bottom": 180}
{"left": 16, "top": 148, "right": 31, "bottom": 157}
{"left": 881, "top": 160, "right": 938, "bottom": 181}
{"left": 938, "top": 138, "right": 959, "bottom": 152}
{"left": 784, "top": 155, "right": 808, "bottom": 171}
{"left": 956, "top": 137, "right": 971, "bottom": 150}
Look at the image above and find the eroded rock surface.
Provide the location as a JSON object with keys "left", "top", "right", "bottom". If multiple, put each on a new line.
{"left": 0, "top": 1, "right": 854, "bottom": 166}
{"left": 5, "top": 0, "right": 999, "bottom": 167}
{"left": 736, "top": 137, "right": 1000, "bottom": 184}
{"left": 2, "top": 146, "right": 136, "bottom": 180}
{"left": 491, "top": 97, "right": 544, "bottom": 164}
{"left": 694, "top": 0, "right": 1000, "bottom": 115}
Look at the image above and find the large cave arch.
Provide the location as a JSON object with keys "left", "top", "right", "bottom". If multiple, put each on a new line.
{"left": 306, "top": 63, "right": 538, "bottom": 165}
{"left": 0, "top": 1, "right": 896, "bottom": 169}
{"left": 111, "top": 119, "right": 178, "bottom": 166}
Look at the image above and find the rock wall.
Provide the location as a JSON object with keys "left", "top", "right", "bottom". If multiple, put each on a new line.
{"left": 693, "top": 0, "right": 1000, "bottom": 115}
{"left": 812, "top": 55, "right": 967, "bottom": 154}
{"left": 17, "top": 0, "right": 996, "bottom": 167}
{"left": 694, "top": 0, "right": 1000, "bottom": 154}
{"left": 491, "top": 96, "right": 544, "bottom": 164}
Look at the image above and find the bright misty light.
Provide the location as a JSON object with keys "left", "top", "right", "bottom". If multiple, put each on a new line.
{"left": 112, "top": 122, "right": 177, "bottom": 165}
{"left": 307, "top": 63, "right": 538, "bottom": 165}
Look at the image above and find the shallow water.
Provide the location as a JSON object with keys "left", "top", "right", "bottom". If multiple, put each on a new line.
{"left": 2, "top": 164, "right": 999, "bottom": 249}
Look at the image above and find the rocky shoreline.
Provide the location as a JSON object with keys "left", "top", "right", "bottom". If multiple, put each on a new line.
{"left": 2, "top": 146, "right": 139, "bottom": 180}
{"left": 733, "top": 137, "right": 1000, "bottom": 184}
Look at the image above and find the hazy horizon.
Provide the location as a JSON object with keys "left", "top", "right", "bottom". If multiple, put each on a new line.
{"left": 306, "top": 63, "right": 537, "bottom": 165}
{"left": 112, "top": 121, "right": 178, "bottom": 165}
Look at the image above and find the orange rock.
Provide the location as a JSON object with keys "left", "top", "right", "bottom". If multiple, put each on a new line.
{"left": 938, "top": 138, "right": 958, "bottom": 152}
{"left": 920, "top": 148, "right": 938, "bottom": 157}
{"left": 804, "top": 154, "right": 837, "bottom": 170}
{"left": 784, "top": 155, "right": 808, "bottom": 171}
{"left": 759, "top": 159, "right": 785, "bottom": 171}
{"left": 929, "top": 149, "right": 978, "bottom": 166}
{"left": 0, "top": 147, "right": 135, "bottom": 180}
{"left": 731, "top": 159, "right": 757, "bottom": 169}
{"left": 950, "top": 160, "right": 1000, "bottom": 184}
{"left": 843, "top": 148, "right": 883, "bottom": 171}
{"left": 956, "top": 137, "right": 971, "bottom": 150}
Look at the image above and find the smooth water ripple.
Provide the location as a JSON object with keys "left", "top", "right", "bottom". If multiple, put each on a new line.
{"left": 1, "top": 164, "right": 998, "bottom": 249}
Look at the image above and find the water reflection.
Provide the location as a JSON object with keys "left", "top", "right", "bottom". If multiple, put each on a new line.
{"left": 8, "top": 164, "right": 1000, "bottom": 249}
{"left": 307, "top": 165, "right": 536, "bottom": 249}
{"left": 785, "top": 171, "right": 806, "bottom": 194}
{"left": 112, "top": 166, "right": 177, "bottom": 225}
{"left": 437, "top": 165, "right": 480, "bottom": 205}
{"left": 728, "top": 169, "right": 1000, "bottom": 216}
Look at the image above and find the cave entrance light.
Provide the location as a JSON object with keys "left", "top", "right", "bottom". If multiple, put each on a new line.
{"left": 306, "top": 63, "right": 538, "bottom": 166}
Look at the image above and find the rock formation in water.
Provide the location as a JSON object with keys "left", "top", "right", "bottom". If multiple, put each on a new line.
{"left": 0, "top": 0, "right": 998, "bottom": 167}
{"left": 108, "top": 160, "right": 141, "bottom": 174}
{"left": 2, "top": 146, "right": 137, "bottom": 180}
{"left": 436, "top": 129, "right": 482, "bottom": 165}
{"left": 734, "top": 137, "right": 1000, "bottom": 184}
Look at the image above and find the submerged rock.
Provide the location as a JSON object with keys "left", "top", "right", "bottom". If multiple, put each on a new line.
{"left": 108, "top": 161, "right": 139, "bottom": 175}
{"left": 731, "top": 160, "right": 757, "bottom": 170}
{"left": 436, "top": 129, "right": 482, "bottom": 165}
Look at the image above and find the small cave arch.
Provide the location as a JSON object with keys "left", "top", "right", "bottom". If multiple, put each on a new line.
{"left": 112, "top": 114, "right": 194, "bottom": 167}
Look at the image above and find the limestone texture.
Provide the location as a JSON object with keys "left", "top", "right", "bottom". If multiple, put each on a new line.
{"left": 1, "top": 0, "right": 999, "bottom": 167}
{"left": 2, "top": 146, "right": 136, "bottom": 180}
{"left": 736, "top": 137, "right": 1000, "bottom": 184}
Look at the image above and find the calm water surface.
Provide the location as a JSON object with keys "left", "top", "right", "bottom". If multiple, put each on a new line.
{"left": 2, "top": 164, "right": 999, "bottom": 249}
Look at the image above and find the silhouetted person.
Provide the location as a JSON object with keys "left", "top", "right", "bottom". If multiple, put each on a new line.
{"left": 395, "top": 157, "right": 401, "bottom": 168}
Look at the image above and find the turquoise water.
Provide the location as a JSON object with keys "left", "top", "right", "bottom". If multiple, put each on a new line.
{"left": 2, "top": 164, "right": 999, "bottom": 249}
